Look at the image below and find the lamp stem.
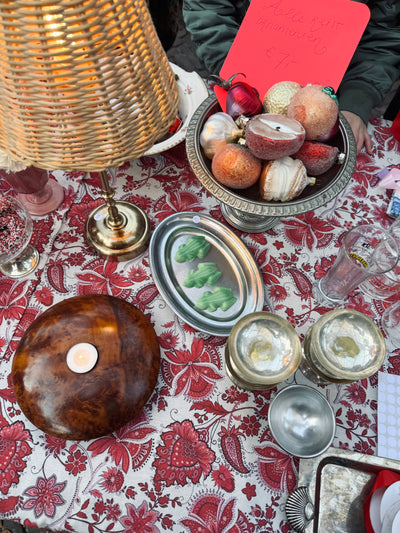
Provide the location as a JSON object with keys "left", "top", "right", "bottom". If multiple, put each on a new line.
{"left": 98, "top": 170, "right": 124, "bottom": 227}
{"left": 85, "top": 169, "right": 150, "bottom": 261}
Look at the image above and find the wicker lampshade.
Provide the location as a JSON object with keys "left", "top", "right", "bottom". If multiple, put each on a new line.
{"left": 0, "top": 0, "right": 179, "bottom": 260}
{"left": 0, "top": 0, "right": 179, "bottom": 171}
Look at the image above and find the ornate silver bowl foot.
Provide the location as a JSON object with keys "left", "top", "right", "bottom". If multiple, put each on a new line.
{"left": 220, "top": 204, "right": 280, "bottom": 232}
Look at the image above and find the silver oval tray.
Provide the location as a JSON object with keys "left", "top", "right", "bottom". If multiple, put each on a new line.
{"left": 149, "top": 212, "right": 265, "bottom": 336}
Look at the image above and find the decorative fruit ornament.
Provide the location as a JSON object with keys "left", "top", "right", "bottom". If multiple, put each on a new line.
{"left": 259, "top": 156, "right": 315, "bottom": 202}
{"left": 287, "top": 84, "right": 339, "bottom": 140}
{"left": 200, "top": 112, "right": 243, "bottom": 159}
{"left": 263, "top": 81, "right": 302, "bottom": 114}
{"left": 211, "top": 144, "right": 261, "bottom": 189}
{"left": 245, "top": 113, "right": 305, "bottom": 160}
{"left": 209, "top": 73, "right": 263, "bottom": 120}
{"left": 293, "top": 141, "right": 344, "bottom": 176}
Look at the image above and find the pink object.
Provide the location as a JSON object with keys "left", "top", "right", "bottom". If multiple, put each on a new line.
{"left": 379, "top": 168, "right": 400, "bottom": 190}
{"left": 0, "top": 166, "right": 64, "bottom": 216}
{"left": 217, "top": 0, "right": 370, "bottom": 111}
{"left": 0, "top": 196, "right": 25, "bottom": 256}
{"left": 245, "top": 113, "right": 305, "bottom": 159}
{"left": 392, "top": 109, "right": 400, "bottom": 142}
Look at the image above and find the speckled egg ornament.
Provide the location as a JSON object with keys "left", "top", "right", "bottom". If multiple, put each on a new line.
{"left": 263, "top": 81, "right": 302, "bottom": 115}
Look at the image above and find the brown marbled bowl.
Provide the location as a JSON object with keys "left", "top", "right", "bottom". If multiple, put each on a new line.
{"left": 12, "top": 294, "right": 160, "bottom": 441}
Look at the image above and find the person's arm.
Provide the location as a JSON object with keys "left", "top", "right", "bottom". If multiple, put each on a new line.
{"left": 338, "top": 1, "right": 400, "bottom": 153}
{"left": 182, "top": 0, "right": 248, "bottom": 75}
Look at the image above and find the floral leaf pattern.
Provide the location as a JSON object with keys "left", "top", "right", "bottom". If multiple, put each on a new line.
{"left": 0, "top": 120, "right": 398, "bottom": 532}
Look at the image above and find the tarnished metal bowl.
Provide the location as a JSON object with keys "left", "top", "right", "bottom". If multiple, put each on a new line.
{"left": 268, "top": 385, "right": 335, "bottom": 458}
{"left": 186, "top": 95, "right": 357, "bottom": 232}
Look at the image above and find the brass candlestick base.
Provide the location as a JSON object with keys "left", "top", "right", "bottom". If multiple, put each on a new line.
{"left": 85, "top": 171, "right": 150, "bottom": 261}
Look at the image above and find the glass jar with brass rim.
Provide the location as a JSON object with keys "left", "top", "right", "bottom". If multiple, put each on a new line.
{"left": 301, "top": 309, "right": 386, "bottom": 384}
{"left": 225, "top": 312, "right": 302, "bottom": 390}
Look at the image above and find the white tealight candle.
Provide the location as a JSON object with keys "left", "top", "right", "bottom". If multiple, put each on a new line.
{"left": 66, "top": 343, "right": 98, "bottom": 373}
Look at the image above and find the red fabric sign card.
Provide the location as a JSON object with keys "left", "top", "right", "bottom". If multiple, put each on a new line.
{"left": 217, "top": 0, "right": 370, "bottom": 110}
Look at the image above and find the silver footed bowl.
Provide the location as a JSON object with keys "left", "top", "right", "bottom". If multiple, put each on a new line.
{"left": 186, "top": 95, "right": 357, "bottom": 232}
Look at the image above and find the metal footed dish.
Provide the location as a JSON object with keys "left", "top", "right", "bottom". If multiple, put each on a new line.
{"left": 186, "top": 95, "right": 357, "bottom": 232}
{"left": 148, "top": 212, "right": 266, "bottom": 336}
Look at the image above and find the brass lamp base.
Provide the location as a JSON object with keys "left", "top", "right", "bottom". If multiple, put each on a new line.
{"left": 85, "top": 171, "right": 150, "bottom": 261}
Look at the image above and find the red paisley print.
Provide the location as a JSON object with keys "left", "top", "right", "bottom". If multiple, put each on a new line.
{"left": 0, "top": 118, "right": 398, "bottom": 533}
{"left": 0, "top": 279, "right": 30, "bottom": 325}
{"left": 255, "top": 444, "right": 298, "bottom": 493}
{"left": 119, "top": 501, "right": 158, "bottom": 533}
{"left": 0, "top": 422, "right": 32, "bottom": 494}
{"left": 153, "top": 420, "right": 215, "bottom": 487}
{"left": 162, "top": 338, "right": 223, "bottom": 398}
{"left": 212, "top": 465, "right": 234, "bottom": 492}
{"left": 0, "top": 495, "right": 21, "bottom": 515}
{"left": 284, "top": 213, "right": 335, "bottom": 249}
{"left": 88, "top": 414, "right": 156, "bottom": 472}
{"left": 76, "top": 259, "right": 132, "bottom": 298}
{"left": 182, "top": 493, "right": 254, "bottom": 532}
{"left": 153, "top": 191, "right": 204, "bottom": 222}
{"left": 219, "top": 426, "right": 249, "bottom": 474}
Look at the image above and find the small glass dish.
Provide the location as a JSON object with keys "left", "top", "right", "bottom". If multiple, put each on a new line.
{"left": 0, "top": 195, "right": 39, "bottom": 278}
{"left": 225, "top": 311, "right": 302, "bottom": 390}
{"left": 301, "top": 309, "right": 386, "bottom": 384}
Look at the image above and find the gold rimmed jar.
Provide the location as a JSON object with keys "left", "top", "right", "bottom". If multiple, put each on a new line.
{"left": 225, "top": 312, "right": 302, "bottom": 390}
{"left": 301, "top": 309, "right": 386, "bottom": 384}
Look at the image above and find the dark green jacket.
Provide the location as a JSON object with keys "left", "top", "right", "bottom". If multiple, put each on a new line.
{"left": 182, "top": 0, "right": 400, "bottom": 124}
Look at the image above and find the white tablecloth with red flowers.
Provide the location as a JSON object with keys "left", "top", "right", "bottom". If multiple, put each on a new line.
{"left": 0, "top": 118, "right": 399, "bottom": 533}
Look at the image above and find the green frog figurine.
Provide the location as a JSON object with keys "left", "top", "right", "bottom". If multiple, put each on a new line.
{"left": 195, "top": 286, "right": 237, "bottom": 312}
{"left": 183, "top": 262, "right": 222, "bottom": 288}
{"left": 174, "top": 235, "right": 211, "bottom": 263}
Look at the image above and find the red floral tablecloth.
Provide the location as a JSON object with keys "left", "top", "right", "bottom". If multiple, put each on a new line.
{"left": 0, "top": 118, "right": 399, "bottom": 533}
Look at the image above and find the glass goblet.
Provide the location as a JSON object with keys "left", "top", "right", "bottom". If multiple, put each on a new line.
{"left": 360, "top": 218, "right": 400, "bottom": 300}
{"left": 0, "top": 195, "right": 40, "bottom": 278}
{"left": 381, "top": 301, "right": 400, "bottom": 348}
{"left": 0, "top": 166, "right": 64, "bottom": 216}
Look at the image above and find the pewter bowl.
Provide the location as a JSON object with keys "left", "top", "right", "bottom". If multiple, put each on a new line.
{"left": 268, "top": 385, "right": 335, "bottom": 458}
{"left": 186, "top": 95, "right": 357, "bottom": 232}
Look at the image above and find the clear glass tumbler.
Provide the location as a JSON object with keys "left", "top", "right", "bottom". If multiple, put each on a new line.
{"left": 360, "top": 218, "right": 400, "bottom": 300}
{"left": 0, "top": 195, "right": 40, "bottom": 278}
{"left": 314, "top": 224, "right": 399, "bottom": 306}
{"left": 381, "top": 301, "right": 400, "bottom": 348}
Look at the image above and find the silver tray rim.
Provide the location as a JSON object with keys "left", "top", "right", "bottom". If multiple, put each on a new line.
{"left": 148, "top": 211, "right": 266, "bottom": 336}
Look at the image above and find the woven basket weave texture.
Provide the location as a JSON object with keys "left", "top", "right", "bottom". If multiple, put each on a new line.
{"left": 0, "top": 0, "right": 179, "bottom": 171}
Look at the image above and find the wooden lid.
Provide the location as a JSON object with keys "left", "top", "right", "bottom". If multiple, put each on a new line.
{"left": 12, "top": 295, "right": 160, "bottom": 440}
